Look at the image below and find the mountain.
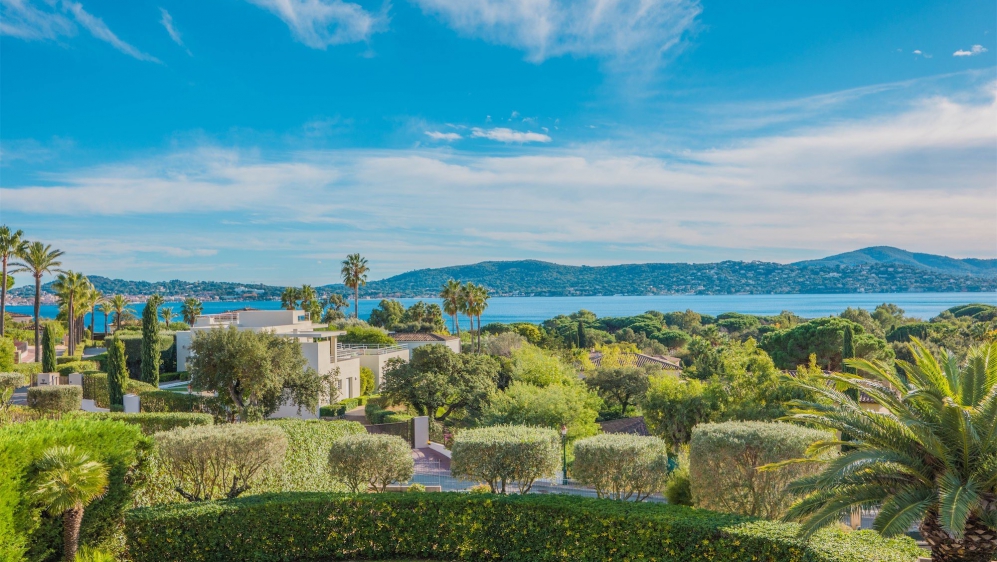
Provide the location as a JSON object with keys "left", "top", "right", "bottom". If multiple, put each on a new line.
{"left": 793, "top": 246, "right": 997, "bottom": 275}
{"left": 10, "top": 248, "right": 996, "bottom": 300}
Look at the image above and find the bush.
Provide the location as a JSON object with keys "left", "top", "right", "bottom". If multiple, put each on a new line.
{"left": 327, "top": 433, "right": 414, "bottom": 493}
{"left": 124, "top": 492, "right": 924, "bottom": 562}
{"left": 83, "top": 374, "right": 158, "bottom": 409}
{"left": 139, "top": 390, "right": 228, "bottom": 422}
{"left": 0, "top": 417, "right": 150, "bottom": 561}
{"left": 57, "top": 360, "right": 100, "bottom": 376}
{"left": 664, "top": 449, "right": 693, "bottom": 506}
{"left": 118, "top": 334, "right": 174, "bottom": 380}
{"left": 57, "top": 354, "right": 84, "bottom": 365}
{"left": 359, "top": 366, "right": 374, "bottom": 395}
{"left": 158, "top": 371, "right": 190, "bottom": 383}
{"left": 12, "top": 362, "right": 42, "bottom": 377}
{"left": 27, "top": 385, "right": 82, "bottom": 412}
{"left": 155, "top": 424, "right": 287, "bottom": 501}
{"left": 0, "top": 372, "right": 26, "bottom": 391}
{"left": 382, "top": 413, "right": 413, "bottom": 423}
{"left": 258, "top": 419, "right": 367, "bottom": 493}
{"left": 690, "top": 421, "right": 832, "bottom": 519}
{"left": 319, "top": 396, "right": 370, "bottom": 417}
{"left": 451, "top": 425, "right": 560, "bottom": 494}
{"left": 364, "top": 401, "right": 394, "bottom": 424}
{"left": 407, "top": 483, "right": 426, "bottom": 492}
{"left": 106, "top": 336, "right": 127, "bottom": 407}
{"left": 0, "top": 337, "right": 15, "bottom": 372}
{"left": 338, "top": 326, "right": 396, "bottom": 345}
{"left": 572, "top": 433, "right": 670, "bottom": 501}
{"left": 88, "top": 412, "right": 213, "bottom": 435}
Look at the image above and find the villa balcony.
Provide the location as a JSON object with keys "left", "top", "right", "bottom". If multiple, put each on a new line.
{"left": 337, "top": 343, "right": 407, "bottom": 356}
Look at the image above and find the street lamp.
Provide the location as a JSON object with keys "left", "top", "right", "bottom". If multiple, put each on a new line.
{"left": 560, "top": 424, "right": 568, "bottom": 485}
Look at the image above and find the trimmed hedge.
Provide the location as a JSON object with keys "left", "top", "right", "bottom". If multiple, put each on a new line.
{"left": 382, "top": 413, "right": 413, "bottom": 423}
{"left": 158, "top": 371, "right": 190, "bottom": 383}
{"left": 82, "top": 373, "right": 159, "bottom": 409}
{"left": 12, "top": 362, "right": 42, "bottom": 377}
{"left": 88, "top": 412, "right": 214, "bottom": 434}
{"left": 57, "top": 360, "right": 100, "bottom": 376}
{"left": 319, "top": 396, "right": 370, "bottom": 417}
{"left": 117, "top": 333, "right": 176, "bottom": 379}
{"left": 572, "top": 433, "right": 670, "bottom": 501}
{"left": 1, "top": 418, "right": 151, "bottom": 561}
{"left": 138, "top": 390, "right": 229, "bottom": 422}
{"left": 27, "top": 385, "right": 82, "bottom": 412}
{"left": 0, "top": 372, "right": 26, "bottom": 391}
{"left": 451, "top": 425, "right": 560, "bottom": 494}
{"left": 124, "top": 492, "right": 924, "bottom": 562}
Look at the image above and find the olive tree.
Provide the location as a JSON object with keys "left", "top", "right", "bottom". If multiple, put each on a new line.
{"left": 450, "top": 425, "right": 559, "bottom": 493}
{"left": 572, "top": 433, "right": 670, "bottom": 501}
{"left": 381, "top": 344, "right": 498, "bottom": 421}
{"left": 327, "top": 433, "right": 414, "bottom": 493}
{"left": 584, "top": 365, "right": 650, "bottom": 415}
{"left": 155, "top": 424, "right": 287, "bottom": 502}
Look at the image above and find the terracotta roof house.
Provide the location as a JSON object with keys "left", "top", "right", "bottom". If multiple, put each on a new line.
{"left": 598, "top": 416, "right": 650, "bottom": 436}
{"left": 390, "top": 332, "right": 461, "bottom": 354}
{"left": 588, "top": 351, "right": 681, "bottom": 370}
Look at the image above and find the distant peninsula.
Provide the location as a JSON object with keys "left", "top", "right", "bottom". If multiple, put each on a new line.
{"left": 9, "top": 246, "right": 996, "bottom": 301}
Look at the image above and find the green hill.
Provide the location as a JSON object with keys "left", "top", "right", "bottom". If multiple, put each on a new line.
{"left": 793, "top": 246, "right": 997, "bottom": 275}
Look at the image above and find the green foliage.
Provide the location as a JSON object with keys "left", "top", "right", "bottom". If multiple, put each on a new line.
{"left": 138, "top": 390, "right": 229, "bottom": 422}
{"left": 338, "top": 325, "right": 396, "bottom": 345}
{"left": 762, "top": 317, "right": 893, "bottom": 370}
{"left": 258, "top": 419, "right": 366, "bottom": 494}
{"left": 157, "top": 371, "right": 189, "bottom": 383}
{"left": 140, "top": 298, "right": 162, "bottom": 386}
{"left": 124, "top": 492, "right": 924, "bottom": 562}
{"left": 57, "top": 361, "right": 100, "bottom": 376}
{"left": 82, "top": 374, "right": 157, "bottom": 409}
{"left": 327, "top": 433, "right": 414, "bottom": 493}
{"left": 381, "top": 344, "right": 498, "bottom": 421}
{"left": 641, "top": 374, "right": 710, "bottom": 447}
{"left": 368, "top": 299, "right": 405, "bottom": 329}
{"left": 42, "top": 323, "right": 57, "bottom": 373}
{"left": 572, "top": 433, "right": 670, "bottom": 501}
{"left": 359, "top": 366, "right": 374, "bottom": 396}
{"left": 115, "top": 334, "right": 174, "bottom": 380}
{"left": 451, "top": 425, "right": 560, "bottom": 493}
{"left": 382, "top": 413, "right": 413, "bottom": 423}
{"left": 0, "top": 337, "right": 14, "bottom": 372}
{"left": 86, "top": 412, "right": 213, "bottom": 435}
{"left": 103, "top": 338, "right": 127, "bottom": 408}
{"left": 28, "top": 385, "right": 82, "bottom": 412}
{"left": 0, "top": 372, "right": 26, "bottom": 391}
{"left": 885, "top": 322, "right": 935, "bottom": 343}
{"left": 319, "top": 396, "right": 370, "bottom": 417}
{"left": 690, "top": 421, "right": 832, "bottom": 519}
{"left": 480, "top": 381, "right": 602, "bottom": 441}
{"left": 13, "top": 361, "right": 42, "bottom": 377}
{"left": 584, "top": 365, "right": 649, "bottom": 414}
{"left": 509, "top": 344, "right": 576, "bottom": 386}
{"left": 664, "top": 449, "right": 693, "bottom": 506}
{"left": 155, "top": 424, "right": 288, "bottom": 502}
{"left": 0, "top": 417, "right": 150, "bottom": 561}
{"left": 778, "top": 341, "right": 997, "bottom": 560}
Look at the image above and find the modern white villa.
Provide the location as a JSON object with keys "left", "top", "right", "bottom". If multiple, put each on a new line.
{"left": 175, "top": 309, "right": 409, "bottom": 418}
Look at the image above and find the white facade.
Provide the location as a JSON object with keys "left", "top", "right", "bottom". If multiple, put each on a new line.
{"left": 175, "top": 309, "right": 376, "bottom": 417}
{"left": 390, "top": 333, "right": 462, "bottom": 354}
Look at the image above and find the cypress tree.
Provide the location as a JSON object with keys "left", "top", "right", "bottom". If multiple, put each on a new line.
{"left": 106, "top": 336, "right": 127, "bottom": 407}
{"left": 577, "top": 320, "right": 587, "bottom": 350}
{"left": 41, "top": 323, "right": 56, "bottom": 372}
{"left": 842, "top": 325, "right": 855, "bottom": 373}
{"left": 141, "top": 295, "right": 162, "bottom": 386}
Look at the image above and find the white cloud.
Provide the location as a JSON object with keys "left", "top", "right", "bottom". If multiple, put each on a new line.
{"left": 425, "top": 131, "right": 462, "bottom": 141}
{"left": 159, "top": 8, "right": 191, "bottom": 55}
{"left": 471, "top": 127, "right": 551, "bottom": 143}
{"left": 411, "top": 0, "right": 701, "bottom": 65}
{"left": 3, "top": 88, "right": 994, "bottom": 266}
{"left": 953, "top": 45, "right": 988, "bottom": 57}
{"left": 245, "top": 0, "right": 387, "bottom": 48}
{"left": 0, "top": 0, "right": 159, "bottom": 61}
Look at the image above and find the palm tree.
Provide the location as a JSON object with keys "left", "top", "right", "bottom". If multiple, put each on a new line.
{"left": 108, "top": 294, "right": 130, "bottom": 332}
{"left": 473, "top": 284, "right": 489, "bottom": 353}
{"left": 84, "top": 285, "right": 102, "bottom": 345}
{"left": 440, "top": 279, "right": 463, "bottom": 335}
{"left": 299, "top": 285, "right": 318, "bottom": 320}
{"left": 280, "top": 287, "right": 300, "bottom": 311}
{"left": 0, "top": 226, "right": 28, "bottom": 336}
{"left": 11, "top": 242, "right": 64, "bottom": 361}
{"left": 460, "top": 282, "right": 479, "bottom": 352}
{"left": 32, "top": 446, "right": 109, "bottom": 562}
{"left": 181, "top": 297, "right": 202, "bottom": 325}
{"left": 52, "top": 271, "right": 87, "bottom": 356}
{"left": 340, "top": 253, "right": 369, "bottom": 319}
{"left": 772, "top": 339, "right": 997, "bottom": 562}
{"left": 96, "top": 302, "right": 112, "bottom": 337}
{"left": 160, "top": 307, "right": 175, "bottom": 329}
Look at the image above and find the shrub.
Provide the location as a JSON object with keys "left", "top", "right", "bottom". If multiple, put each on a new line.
{"left": 690, "top": 421, "right": 832, "bottom": 519}
{"left": 0, "top": 418, "right": 150, "bottom": 561}
{"left": 258, "top": 419, "right": 367, "bottom": 494}
{"left": 338, "top": 326, "right": 396, "bottom": 345}
{"left": 13, "top": 362, "right": 42, "bottom": 377}
{"left": 155, "top": 424, "right": 287, "bottom": 501}
{"left": 57, "top": 354, "right": 84, "bottom": 365}
{"left": 0, "top": 372, "right": 25, "bottom": 391}
{"left": 88, "top": 412, "right": 213, "bottom": 435}
{"left": 57, "top": 360, "right": 100, "bottom": 376}
{"left": 0, "top": 337, "right": 15, "bottom": 372}
{"left": 139, "top": 390, "right": 229, "bottom": 422}
{"left": 28, "top": 385, "right": 83, "bottom": 412}
{"left": 382, "top": 413, "right": 413, "bottom": 423}
{"left": 106, "top": 336, "right": 127, "bottom": 407}
{"left": 158, "top": 371, "right": 189, "bottom": 383}
{"left": 364, "top": 401, "right": 394, "bottom": 424}
{"left": 572, "top": 433, "right": 670, "bottom": 501}
{"left": 467, "top": 484, "right": 491, "bottom": 494}
{"left": 451, "top": 425, "right": 559, "bottom": 493}
{"left": 664, "top": 449, "right": 693, "bottom": 506}
{"left": 319, "top": 396, "right": 370, "bottom": 417}
{"left": 83, "top": 374, "right": 158, "bottom": 409}
{"left": 407, "top": 483, "right": 426, "bottom": 492}
{"left": 327, "top": 433, "right": 414, "bottom": 493}
{"left": 124, "top": 492, "right": 924, "bottom": 562}
{"left": 360, "top": 366, "right": 374, "bottom": 395}
{"left": 42, "top": 323, "right": 57, "bottom": 373}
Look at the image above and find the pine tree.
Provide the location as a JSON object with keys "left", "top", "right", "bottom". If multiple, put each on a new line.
{"left": 577, "top": 320, "right": 587, "bottom": 350}
{"left": 42, "top": 323, "right": 57, "bottom": 372}
{"left": 106, "top": 336, "right": 127, "bottom": 407}
{"left": 141, "top": 296, "right": 162, "bottom": 386}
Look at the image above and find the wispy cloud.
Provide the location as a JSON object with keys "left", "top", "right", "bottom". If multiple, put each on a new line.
{"left": 244, "top": 0, "right": 388, "bottom": 48}
{"left": 411, "top": 0, "right": 700, "bottom": 67}
{"left": 159, "top": 7, "right": 191, "bottom": 55}
{"left": 953, "top": 45, "right": 988, "bottom": 57}
{"left": 471, "top": 127, "right": 551, "bottom": 143}
{"left": 425, "top": 131, "right": 462, "bottom": 141}
{"left": 0, "top": 0, "right": 159, "bottom": 61}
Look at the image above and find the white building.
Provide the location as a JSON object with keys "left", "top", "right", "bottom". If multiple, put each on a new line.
{"left": 175, "top": 309, "right": 407, "bottom": 418}
{"left": 389, "top": 332, "right": 462, "bottom": 354}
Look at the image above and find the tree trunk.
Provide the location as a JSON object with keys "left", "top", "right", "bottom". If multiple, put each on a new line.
{"left": 67, "top": 294, "right": 75, "bottom": 356}
{"left": 62, "top": 507, "right": 84, "bottom": 562}
{"left": 0, "top": 257, "right": 7, "bottom": 336}
{"left": 33, "top": 277, "right": 41, "bottom": 362}
{"left": 920, "top": 510, "right": 997, "bottom": 562}
{"left": 89, "top": 306, "right": 95, "bottom": 341}
{"left": 354, "top": 287, "right": 359, "bottom": 319}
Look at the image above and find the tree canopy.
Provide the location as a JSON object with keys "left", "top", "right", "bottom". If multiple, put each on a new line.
{"left": 381, "top": 344, "right": 499, "bottom": 421}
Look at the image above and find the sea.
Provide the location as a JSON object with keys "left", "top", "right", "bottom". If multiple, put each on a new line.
{"left": 7, "top": 292, "right": 997, "bottom": 334}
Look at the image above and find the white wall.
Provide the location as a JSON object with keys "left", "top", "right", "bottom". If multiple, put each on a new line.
{"left": 176, "top": 331, "right": 192, "bottom": 371}
{"left": 358, "top": 348, "right": 410, "bottom": 388}
{"left": 399, "top": 339, "right": 461, "bottom": 354}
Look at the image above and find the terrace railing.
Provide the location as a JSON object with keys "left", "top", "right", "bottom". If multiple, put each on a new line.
{"left": 337, "top": 343, "right": 406, "bottom": 355}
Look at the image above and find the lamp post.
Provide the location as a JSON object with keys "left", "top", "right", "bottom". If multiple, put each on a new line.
{"left": 560, "top": 424, "right": 568, "bottom": 485}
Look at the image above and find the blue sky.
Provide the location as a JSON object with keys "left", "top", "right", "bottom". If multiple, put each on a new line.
{"left": 1, "top": 0, "right": 995, "bottom": 286}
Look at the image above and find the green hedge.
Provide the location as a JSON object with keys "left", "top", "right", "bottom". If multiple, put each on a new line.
{"left": 27, "top": 385, "right": 82, "bottom": 412}
{"left": 82, "top": 373, "right": 159, "bottom": 409}
{"left": 1, "top": 417, "right": 151, "bottom": 561}
{"left": 158, "top": 371, "right": 190, "bottom": 383}
{"left": 318, "top": 396, "right": 370, "bottom": 417}
{"left": 87, "top": 412, "right": 214, "bottom": 435}
{"left": 56, "top": 360, "right": 100, "bottom": 376}
{"left": 117, "top": 334, "right": 176, "bottom": 379}
{"left": 382, "top": 413, "right": 413, "bottom": 423}
{"left": 56, "top": 354, "right": 83, "bottom": 365}
{"left": 138, "top": 390, "right": 229, "bottom": 422}
{"left": 124, "top": 492, "right": 923, "bottom": 562}
{"left": 0, "top": 372, "right": 26, "bottom": 391}
{"left": 12, "top": 362, "right": 42, "bottom": 377}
